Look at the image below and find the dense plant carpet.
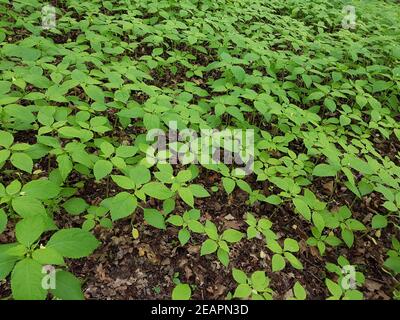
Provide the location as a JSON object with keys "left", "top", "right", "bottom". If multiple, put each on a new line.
{"left": 0, "top": 0, "right": 400, "bottom": 300}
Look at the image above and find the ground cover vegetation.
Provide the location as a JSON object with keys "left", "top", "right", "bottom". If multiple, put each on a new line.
{"left": 0, "top": 0, "right": 400, "bottom": 300}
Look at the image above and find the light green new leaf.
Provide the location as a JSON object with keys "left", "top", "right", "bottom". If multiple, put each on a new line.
{"left": 200, "top": 239, "right": 218, "bottom": 256}
{"left": 233, "top": 284, "right": 252, "bottom": 298}
{"left": 172, "top": 283, "right": 191, "bottom": 300}
{"left": 272, "top": 254, "right": 286, "bottom": 272}
{"left": 178, "top": 187, "right": 194, "bottom": 207}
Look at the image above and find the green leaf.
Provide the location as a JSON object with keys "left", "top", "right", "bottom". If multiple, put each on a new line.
{"left": 232, "top": 268, "right": 247, "bottom": 284}
{"left": 307, "top": 91, "right": 325, "bottom": 101}
{"left": 12, "top": 196, "right": 46, "bottom": 218}
{"left": 0, "top": 149, "right": 10, "bottom": 163}
{"left": 50, "top": 271, "right": 84, "bottom": 300}
{"left": 144, "top": 208, "right": 166, "bottom": 230}
{"left": 105, "top": 192, "right": 137, "bottom": 221}
{"left": 324, "top": 98, "right": 336, "bottom": 112}
{"left": 283, "top": 238, "right": 299, "bottom": 252}
{"left": 221, "top": 229, "right": 243, "bottom": 243}
{"left": 293, "top": 282, "right": 306, "bottom": 300}
{"left": 343, "top": 155, "right": 374, "bottom": 175}
{"left": 128, "top": 165, "right": 151, "bottom": 186}
{"left": 0, "top": 208, "right": 7, "bottom": 234}
{"left": 10, "top": 153, "right": 33, "bottom": 173}
{"left": 230, "top": 65, "right": 246, "bottom": 83}
{"left": 142, "top": 182, "right": 173, "bottom": 200}
{"left": 284, "top": 252, "right": 303, "bottom": 269}
{"left": 178, "top": 187, "right": 194, "bottom": 207}
{"left": 204, "top": 220, "right": 219, "bottom": 240}
{"left": 3, "top": 44, "right": 41, "bottom": 61}
{"left": 167, "top": 215, "right": 183, "bottom": 226}
{"left": 0, "top": 244, "right": 19, "bottom": 280}
{"left": 6, "top": 180, "right": 21, "bottom": 195}
{"left": 178, "top": 228, "right": 191, "bottom": 245}
{"left": 326, "top": 278, "right": 342, "bottom": 298}
{"left": 116, "top": 145, "right": 137, "bottom": 158}
{"left": 312, "top": 212, "right": 325, "bottom": 232}
{"left": 356, "top": 95, "right": 368, "bottom": 108}
{"left": 217, "top": 247, "right": 230, "bottom": 266}
{"left": 233, "top": 283, "right": 252, "bottom": 298}
{"left": 176, "top": 170, "right": 192, "bottom": 183}
{"left": 265, "top": 195, "right": 282, "bottom": 205}
{"left": 15, "top": 215, "right": 45, "bottom": 247}
{"left": 22, "top": 179, "right": 61, "bottom": 200}
{"left": 47, "top": 228, "right": 100, "bottom": 258}
{"left": 312, "top": 164, "right": 338, "bottom": 177}
{"left": 93, "top": 160, "right": 113, "bottom": 181}
{"left": 172, "top": 283, "right": 191, "bottom": 300}
{"left": 341, "top": 228, "right": 354, "bottom": 248}
{"left": 200, "top": 239, "right": 218, "bottom": 256}
{"left": 251, "top": 271, "right": 267, "bottom": 292}
{"left": 346, "top": 219, "right": 366, "bottom": 231}
{"left": 293, "top": 198, "right": 311, "bottom": 220}
{"left": 384, "top": 256, "right": 400, "bottom": 274}
{"left": 0, "top": 130, "right": 14, "bottom": 148}
{"left": 63, "top": 198, "right": 88, "bottom": 216}
{"left": 371, "top": 214, "right": 387, "bottom": 229}
{"left": 143, "top": 113, "right": 160, "bottom": 130}
{"left": 272, "top": 254, "right": 286, "bottom": 272}
{"left": 11, "top": 258, "right": 47, "bottom": 300}
{"left": 189, "top": 184, "right": 210, "bottom": 198}
{"left": 266, "top": 239, "right": 282, "bottom": 254}
{"left": 57, "top": 154, "right": 73, "bottom": 181}
{"left": 99, "top": 142, "right": 114, "bottom": 158}
{"left": 187, "top": 220, "right": 204, "bottom": 233}
{"left": 84, "top": 85, "right": 104, "bottom": 102}
{"left": 222, "top": 177, "right": 235, "bottom": 194}
{"left": 111, "top": 175, "right": 135, "bottom": 190}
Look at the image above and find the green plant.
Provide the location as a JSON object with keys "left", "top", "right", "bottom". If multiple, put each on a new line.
{"left": 321, "top": 206, "right": 366, "bottom": 248}
{"left": 172, "top": 283, "right": 192, "bottom": 300}
{"left": 266, "top": 238, "right": 303, "bottom": 272}
{"left": 1, "top": 0, "right": 400, "bottom": 301}
{"left": 200, "top": 220, "right": 243, "bottom": 267}
{"left": 245, "top": 212, "right": 277, "bottom": 241}
{"left": 288, "top": 282, "right": 307, "bottom": 300}
{"left": 0, "top": 130, "right": 34, "bottom": 173}
{"left": 384, "top": 237, "right": 400, "bottom": 275}
{"left": 306, "top": 227, "right": 342, "bottom": 256}
{"left": 232, "top": 269, "right": 273, "bottom": 300}
{"left": 0, "top": 227, "right": 99, "bottom": 300}
{"left": 325, "top": 256, "right": 365, "bottom": 300}
{"left": 167, "top": 209, "right": 204, "bottom": 245}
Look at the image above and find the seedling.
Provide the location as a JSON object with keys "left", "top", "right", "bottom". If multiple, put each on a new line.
{"left": 200, "top": 220, "right": 243, "bottom": 267}
{"left": 232, "top": 269, "right": 273, "bottom": 300}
